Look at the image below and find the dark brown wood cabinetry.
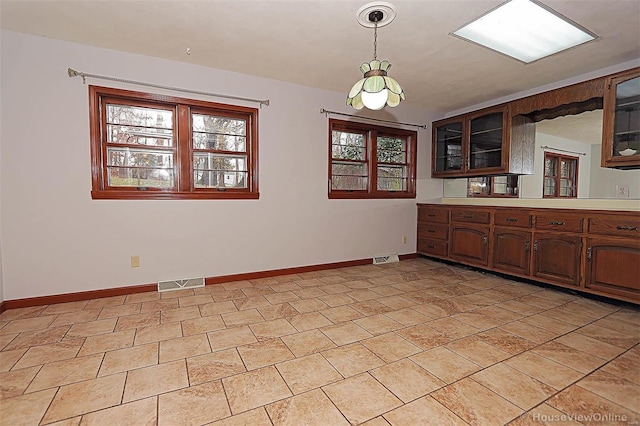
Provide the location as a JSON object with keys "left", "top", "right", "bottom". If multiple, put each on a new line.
{"left": 417, "top": 204, "right": 640, "bottom": 304}
{"left": 601, "top": 67, "right": 640, "bottom": 169}
{"left": 432, "top": 105, "right": 535, "bottom": 178}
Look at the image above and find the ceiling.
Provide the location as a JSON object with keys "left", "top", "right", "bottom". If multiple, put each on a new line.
{"left": 1, "top": 0, "right": 639, "bottom": 114}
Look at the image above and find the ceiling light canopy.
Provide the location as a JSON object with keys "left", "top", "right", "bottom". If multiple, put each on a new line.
{"left": 347, "top": 2, "right": 405, "bottom": 110}
{"left": 452, "top": 0, "right": 597, "bottom": 63}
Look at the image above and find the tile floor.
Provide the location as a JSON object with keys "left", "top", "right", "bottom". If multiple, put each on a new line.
{"left": 0, "top": 258, "right": 638, "bottom": 425}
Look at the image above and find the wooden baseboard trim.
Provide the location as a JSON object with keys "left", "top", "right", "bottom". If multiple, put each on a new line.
{"left": 3, "top": 283, "right": 158, "bottom": 311}
{"left": 1, "top": 254, "right": 418, "bottom": 311}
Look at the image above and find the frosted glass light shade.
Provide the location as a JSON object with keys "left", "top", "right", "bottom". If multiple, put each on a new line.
{"left": 452, "top": 0, "right": 596, "bottom": 63}
{"left": 347, "top": 60, "right": 405, "bottom": 110}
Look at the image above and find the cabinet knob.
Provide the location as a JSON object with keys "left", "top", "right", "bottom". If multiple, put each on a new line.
{"left": 586, "top": 247, "right": 592, "bottom": 261}
{"left": 482, "top": 235, "right": 488, "bottom": 245}
{"left": 525, "top": 241, "right": 530, "bottom": 252}
{"left": 533, "top": 241, "right": 539, "bottom": 252}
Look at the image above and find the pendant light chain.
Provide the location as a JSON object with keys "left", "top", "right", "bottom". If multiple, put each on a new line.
{"left": 373, "top": 18, "right": 378, "bottom": 60}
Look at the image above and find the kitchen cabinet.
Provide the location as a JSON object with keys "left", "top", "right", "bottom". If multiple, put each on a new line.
{"left": 532, "top": 233, "right": 582, "bottom": 287}
{"left": 416, "top": 204, "right": 640, "bottom": 304}
{"left": 602, "top": 67, "right": 640, "bottom": 169}
{"left": 432, "top": 105, "right": 535, "bottom": 178}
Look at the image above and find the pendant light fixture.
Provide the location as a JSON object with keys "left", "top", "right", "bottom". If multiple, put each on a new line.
{"left": 347, "top": 2, "right": 405, "bottom": 111}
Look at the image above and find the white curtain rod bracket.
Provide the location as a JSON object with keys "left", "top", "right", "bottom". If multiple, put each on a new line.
{"left": 320, "top": 108, "right": 427, "bottom": 129}
{"left": 540, "top": 145, "right": 586, "bottom": 156}
{"left": 67, "top": 68, "right": 270, "bottom": 107}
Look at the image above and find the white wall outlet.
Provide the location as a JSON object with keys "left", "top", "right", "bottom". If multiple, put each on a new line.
{"left": 615, "top": 184, "right": 630, "bottom": 198}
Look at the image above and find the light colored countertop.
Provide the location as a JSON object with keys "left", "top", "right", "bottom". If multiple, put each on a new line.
{"left": 417, "top": 198, "right": 640, "bottom": 212}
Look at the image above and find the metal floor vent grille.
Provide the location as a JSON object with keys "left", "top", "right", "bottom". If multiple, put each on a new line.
{"left": 373, "top": 254, "right": 400, "bottom": 265}
{"left": 158, "top": 277, "right": 205, "bottom": 293}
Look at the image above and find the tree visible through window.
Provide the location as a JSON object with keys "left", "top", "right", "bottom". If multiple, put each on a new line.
{"left": 543, "top": 152, "right": 578, "bottom": 198}
{"left": 329, "top": 119, "right": 417, "bottom": 199}
{"left": 89, "top": 86, "right": 259, "bottom": 199}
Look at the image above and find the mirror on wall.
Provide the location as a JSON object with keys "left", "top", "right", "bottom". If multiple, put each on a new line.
{"left": 443, "top": 109, "right": 640, "bottom": 199}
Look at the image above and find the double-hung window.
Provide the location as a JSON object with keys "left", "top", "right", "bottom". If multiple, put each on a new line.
{"left": 543, "top": 152, "right": 578, "bottom": 198}
{"left": 329, "top": 119, "right": 417, "bottom": 198}
{"left": 89, "top": 86, "right": 259, "bottom": 199}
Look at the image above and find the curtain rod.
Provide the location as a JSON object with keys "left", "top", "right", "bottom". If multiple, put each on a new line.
{"left": 67, "top": 68, "right": 270, "bottom": 107}
{"left": 540, "top": 145, "right": 586, "bottom": 156}
{"left": 320, "top": 108, "right": 428, "bottom": 129}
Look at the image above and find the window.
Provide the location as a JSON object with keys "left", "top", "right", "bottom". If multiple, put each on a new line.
{"left": 329, "top": 119, "right": 417, "bottom": 198}
{"left": 468, "top": 175, "right": 519, "bottom": 197}
{"left": 89, "top": 86, "right": 259, "bottom": 199}
{"left": 543, "top": 152, "right": 578, "bottom": 198}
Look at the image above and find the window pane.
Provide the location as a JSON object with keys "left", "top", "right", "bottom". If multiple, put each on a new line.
{"left": 193, "top": 153, "right": 247, "bottom": 188}
{"left": 377, "top": 137, "right": 406, "bottom": 163}
{"left": 107, "top": 166, "right": 174, "bottom": 188}
{"left": 331, "top": 162, "right": 367, "bottom": 190}
{"left": 544, "top": 177, "right": 556, "bottom": 196}
{"left": 192, "top": 113, "right": 247, "bottom": 151}
{"left": 332, "top": 131, "right": 366, "bottom": 160}
{"left": 106, "top": 124, "right": 173, "bottom": 147}
{"left": 377, "top": 165, "right": 407, "bottom": 191}
{"left": 107, "top": 148, "right": 173, "bottom": 168}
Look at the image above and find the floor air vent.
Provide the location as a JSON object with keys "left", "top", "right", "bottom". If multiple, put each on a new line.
{"left": 373, "top": 254, "right": 400, "bottom": 265}
{"left": 158, "top": 277, "right": 205, "bottom": 293}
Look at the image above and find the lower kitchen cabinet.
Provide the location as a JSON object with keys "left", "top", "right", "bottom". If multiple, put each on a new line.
{"left": 585, "top": 237, "right": 640, "bottom": 300}
{"left": 532, "top": 233, "right": 582, "bottom": 287}
{"left": 450, "top": 225, "right": 489, "bottom": 266}
{"left": 492, "top": 229, "right": 531, "bottom": 276}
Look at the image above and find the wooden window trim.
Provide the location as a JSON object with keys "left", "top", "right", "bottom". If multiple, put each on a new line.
{"left": 89, "top": 85, "right": 259, "bottom": 200}
{"left": 543, "top": 152, "right": 578, "bottom": 198}
{"left": 328, "top": 119, "right": 417, "bottom": 199}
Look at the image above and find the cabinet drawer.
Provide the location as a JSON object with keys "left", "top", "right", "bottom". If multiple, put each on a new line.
{"left": 494, "top": 210, "right": 532, "bottom": 228}
{"left": 417, "top": 239, "right": 448, "bottom": 257}
{"left": 535, "top": 213, "right": 583, "bottom": 232}
{"left": 418, "top": 223, "right": 448, "bottom": 241}
{"left": 418, "top": 207, "right": 449, "bottom": 224}
{"left": 588, "top": 216, "right": 640, "bottom": 238}
{"left": 451, "top": 209, "right": 491, "bottom": 224}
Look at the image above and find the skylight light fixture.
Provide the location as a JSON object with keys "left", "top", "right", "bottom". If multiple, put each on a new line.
{"left": 452, "top": 0, "right": 597, "bottom": 63}
{"left": 347, "top": 2, "right": 405, "bottom": 110}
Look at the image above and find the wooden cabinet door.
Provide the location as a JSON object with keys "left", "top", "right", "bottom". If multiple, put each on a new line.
{"left": 492, "top": 229, "right": 531, "bottom": 276}
{"left": 432, "top": 117, "right": 465, "bottom": 177}
{"left": 450, "top": 225, "right": 489, "bottom": 266}
{"left": 601, "top": 67, "right": 640, "bottom": 169}
{"left": 533, "top": 233, "right": 581, "bottom": 286}
{"left": 585, "top": 237, "right": 640, "bottom": 302}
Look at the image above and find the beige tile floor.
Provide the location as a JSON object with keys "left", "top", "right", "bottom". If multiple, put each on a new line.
{"left": 0, "top": 258, "right": 638, "bottom": 425}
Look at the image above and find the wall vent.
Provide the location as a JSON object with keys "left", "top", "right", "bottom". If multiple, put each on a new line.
{"left": 373, "top": 254, "right": 400, "bottom": 265}
{"left": 158, "top": 277, "right": 205, "bottom": 293}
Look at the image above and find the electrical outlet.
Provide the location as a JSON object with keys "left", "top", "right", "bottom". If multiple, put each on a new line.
{"left": 616, "top": 184, "right": 630, "bottom": 198}
{"left": 130, "top": 256, "right": 140, "bottom": 268}
{"left": 402, "top": 235, "right": 407, "bottom": 244}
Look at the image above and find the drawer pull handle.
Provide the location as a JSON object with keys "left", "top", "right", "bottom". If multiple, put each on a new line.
{"left": 427, "top": 245, "right": 436, "bottom": 249}
{"left": 427, "top": 214, "right": 436, "bottom": 217}
{"left": 549, "top": 221, "right": 566, "bottom": 226}
{"left": 506, "top": 218, "right": 518, "bottom": 222}
{"left": 463, "top": 215, "right": 474, "bottom": 219}
{"left": 616, "top": 225, "right": 638, "bottom": 231}
{"left": 427, "top": 230, "right": 436, "bottom": 233}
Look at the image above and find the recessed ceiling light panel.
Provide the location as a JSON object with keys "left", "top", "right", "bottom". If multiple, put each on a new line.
{"left": 452, "top": 0, "right": 597, "bottom": 63}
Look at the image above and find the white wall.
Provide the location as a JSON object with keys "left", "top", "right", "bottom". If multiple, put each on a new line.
{"left": 519, "top": 133, "right": 591, "bottom": 199}
{"left": 589, "top": 144, "right": 640, "bottom": 199}
{"left": 0, "top": 30, "right": 441, "bottom": 300}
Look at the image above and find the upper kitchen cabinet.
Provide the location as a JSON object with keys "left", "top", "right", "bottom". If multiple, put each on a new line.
{"left": 602, "top": 67, "right": 640, "bottom": 169}
{"left": 432, "top": 105, "right": 535, "bottom": 178}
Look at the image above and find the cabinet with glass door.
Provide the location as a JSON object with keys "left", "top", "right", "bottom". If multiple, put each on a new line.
{"left": 602, "top": 67, "right": 640, "bottom": 168}
{"left": 432, "top": 105, "right": 534, "bottom": 178}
